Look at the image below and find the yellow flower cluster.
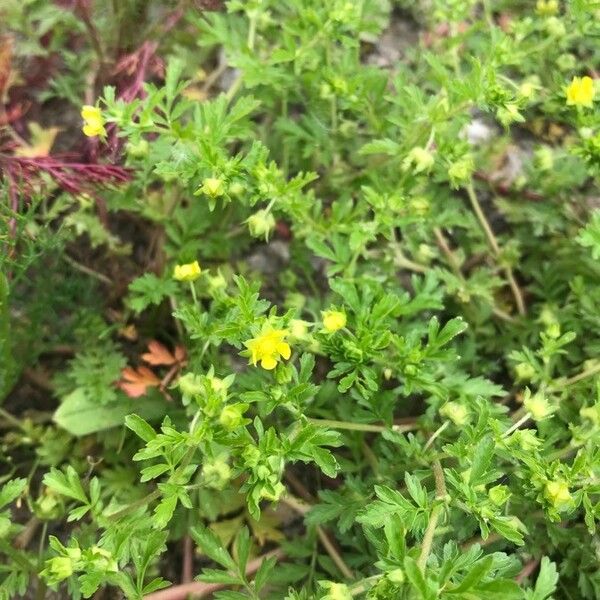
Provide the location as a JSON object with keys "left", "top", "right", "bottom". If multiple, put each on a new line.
{"left": 81, "top": 105, "right": 106, "bottom": 137}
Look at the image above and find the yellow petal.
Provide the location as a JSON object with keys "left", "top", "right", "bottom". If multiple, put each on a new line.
{"left": 81, "top": 105, "right": 100, "bottom": 120}
{"left": 260, "top": 355, "right": 278, "bottom": 370}
{"left": 82, "top": 124, "right": 103, "bottom": 137}
{"left": 277, "top": 342, "right": 291, "bottom": 360}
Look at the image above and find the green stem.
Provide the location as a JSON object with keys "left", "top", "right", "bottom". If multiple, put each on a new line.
{"left": 503, "top": 412, "right": 531, "bottom": 438}
{"left": 309, "top": 418, "right": 417, "bottom": 433}
{"left": 189, "top": 281, "right": 198, "bottom": 307}
{"left": 551, "top": 362, "right": 600, "bottom": 390}
{"left": 424, "top": 421, "right": 449, "bottom": 451}
{"left": 465, "top": 182, "right": 526, "bottom": 316}
{"left": 417, "top": 460, "right": 446, "bottom": 573}
{"left": 105, "top": 489, "right": 161, "bottom": 521}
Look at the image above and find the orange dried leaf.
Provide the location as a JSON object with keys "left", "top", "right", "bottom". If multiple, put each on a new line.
{"left": 141, "top": 340, "right": 177, "bottom": 366}
{"left": 118, "top": 366, "right": 161, "bottom": 398}
{"left": 174, "top": 345, "right": 187, "bottom": 362}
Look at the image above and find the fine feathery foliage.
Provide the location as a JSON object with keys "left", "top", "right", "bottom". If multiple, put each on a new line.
{"left": 2, "top": 0, "right": 600, "bottom": 599}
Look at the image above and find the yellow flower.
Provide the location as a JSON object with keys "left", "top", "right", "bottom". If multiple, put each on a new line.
{"left": 321, "top": 310, "right": 346, "bottom": 333}
{"left": 245, "top": 327, "right": 291, "bottom": 370}
{"left": 566, "top": 76, "right": 596, "bottom": 108}
{"left": 81, "top": 105, "right": 106, "bottom": 137}
{"left": 173, "top": 261, "right": 201, "bottom": 281}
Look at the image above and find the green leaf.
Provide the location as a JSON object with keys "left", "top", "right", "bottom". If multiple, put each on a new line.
{"left": 469, "top": 435, "right": 495, "bottom": 486}
{"left": 310, "top": 447, "right": 339, "bottom": 478}
{"left": 43, "top": 467, "right": 88, "bottom": 504}
{"left": 358, "top": 138, "right": 400, "bottom": 156}
{"left": 153, "top": 493, "right": 178, "bottom": 530}
{"left": 191, "top": 525, "right": 237, "bottom": 572}
{"left": 127, "top": 274, "right": 178, "bottom": 314}
{"left": 253, "top": 556, "right": 277, "bottom": 592}
{"left": 125, "top": 414, "right": 157, "bottom": 443}
{"left": 532, "top": 557, "right": 558, "bottom": 600}
{"left": 404, "top": 555, "right": 432, "bottom": 599}
{"left": 429, "top": 317, "right": 467, "bottom": 348}
{"left": 0, "top": 479, "right": 26, "bottom": 510}
{"left": 235, "top": 527, "right": 251, "bottom": 576}
{"left": 449, "top": 556, "right": 493, "bottom": 593}
{"left": 0, "top": 273, "right": 17, "bottom": 401}
{"left": 197, "top": 569, "right": 242, "bottom": 585}
{"left": 54, "top": 389, "right": 166, "bottom": 436}
{"left": 140, "top": 464, "right": 171, "bottom": 483}
{"left": 490, "top": 516, "right": 525, "bottom": 546}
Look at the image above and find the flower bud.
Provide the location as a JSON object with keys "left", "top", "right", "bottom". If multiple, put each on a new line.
{"left": 440, "top": 401, "right": 469, "bottom": 426}
{"left": 263, "top": 480, "right": 285, "bottom": 502}
{"left": 536, "top": 0, "right": 559, "bottom": 16}
{"left": 173, "top": 260, "right": 201, "bottom": 282}
{"left": 178, "top": 373, "right": 204, "bottom": 398}
{"left": 247, "top": 209, "right": 276, "bottom": 240}
{"left": 43, "top": 556, "right": 74, "bottom": 583}
{"left": 515, "top": 362, "right": 536, "bottom": 381}
{"left": 518, "top": 81, "right": 537, "bottom": 100}
{"left": 402, "top": 147, "right": 435, "bottom": 174}
{"left": 409, "top": 196, "right": 430, "bottom": 216}
{"left": 89, "top": 547, "right": 118, "bottom": 572}
{"left": 497, "top": 103, "right": 524, "bottom": 128}
{"left": 580, "top": 405, "right": 600, "bottom": 424}
{"left": 202, "top": 458, "right": 232, "bottom": 490}
{"left": 545, "top": 479, "right": 573, "bottom": 510}
{"left": 228, "top": 181, "right": 245, "bottom": 196}
{"left": 448, "top": 156, "right": 474, "bottom": 187}
{"left": 321, "top": 310, "right": 346, "bottom": 333}
{"left": 387, "top": 569, "right": 404, "bottom": 584}
{"left": 488, "top": 484, "right": 511, "bottom": 506}
{"left": 320, "top": 581, "right": 352, "bottom": 600}
{"left": 290, "top": 319, "right": 310, "bottom": 340}
{"left": 524, "top": 391, "right": 554, "bottom": 421}
{"left": 126, "top": 139, "right": 149, "bottom": 158}
{"left": 242, "top": 445, "right": 261, "bottom": 468}
{"left": 545, "top": 16, "right": 566, "bottom": 37}
{"left": 219, "top": 404, "right": 245, "bottom": 430}
{"left": 198, "top": 177, "right": 225, "bottom": 198}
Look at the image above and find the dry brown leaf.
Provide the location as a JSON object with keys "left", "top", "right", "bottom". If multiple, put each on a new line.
{"left": 118, "top": 366, "right": 161, "bottom": 398}
{"left": 141, "top": 340, "right": 186, "bottom": 366}
{"left": 14, "top": 122, "right": 61, "bottom": 158}
{"left": 141, "top": 340, "right": 177, "bottom": 366}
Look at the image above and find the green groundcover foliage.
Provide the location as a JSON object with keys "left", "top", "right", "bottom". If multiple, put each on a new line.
{"left": 1, "top": 0, "right": 600, "bottom": 598}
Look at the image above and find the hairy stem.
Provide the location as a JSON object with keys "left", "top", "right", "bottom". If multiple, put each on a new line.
{"left": 309, "top": 418, "right": 417, "bottom": 433}
{"left": 465, "top": 182, "right": 526, "bottom": 316}
{"left": 417, "top": 460, "right": 446, "bottom": 573}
